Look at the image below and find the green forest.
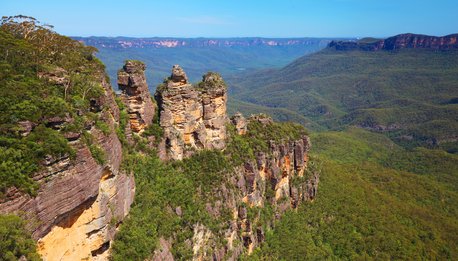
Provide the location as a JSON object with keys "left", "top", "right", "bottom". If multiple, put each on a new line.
{"left": 1, "top": 15, "right": 457, "bottom": 261}
{"left": 247, "top": 128, "right": 458, "bottom": 260}
{"left": 228, "top": 47, "right": 458, "bottom": 153}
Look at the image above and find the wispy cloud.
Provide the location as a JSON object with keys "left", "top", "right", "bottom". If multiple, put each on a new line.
{"left": 176, "top": 15, "right": 234, "bottom": 25}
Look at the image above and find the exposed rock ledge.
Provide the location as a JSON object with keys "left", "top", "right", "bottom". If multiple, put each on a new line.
{"left": 0, "top": 73, "right": 135, "bottom": 260}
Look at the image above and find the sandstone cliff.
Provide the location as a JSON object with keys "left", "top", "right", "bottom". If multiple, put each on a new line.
{"left": 188, "top": 114, "right": 318, "bottom": 260}
{"left": 329, "top": 33, "right": 458, "bottom": 51}
{"left": 118, "top": 60, "right": 156, "bottom": 134}
{"left": 1, "top": 48, "right": 318, "bottom": 260}
{"left": 155, "top": 66, "right": 227, "bottom": 160}
{"left": 0, "top": 69, "right": 135, "bottom": 260}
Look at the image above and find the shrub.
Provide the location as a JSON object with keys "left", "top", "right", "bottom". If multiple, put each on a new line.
{"left": 0, "top": 214, "right": 40, "bottom": 261}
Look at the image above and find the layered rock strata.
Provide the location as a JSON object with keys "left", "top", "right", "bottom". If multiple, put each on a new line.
{"left": 0, "top": 71, "right": 135, "bottom": 260}
{"left": 117, "top": 60, "right": 155, "bottom": 133}
{"left": 155, "top": 66, "right": 227, "bottom": 160}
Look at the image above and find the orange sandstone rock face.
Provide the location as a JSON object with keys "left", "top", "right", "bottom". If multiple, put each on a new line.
{"left": 155, "top": 66, "right": 227, "bottom": 160}
{"left": 37, "top": 169, "right": 134, "bottom": 261}
{"left": 117, "top": 60, "right": 155, "bottom": 134}
{"left": 0, "top": 72, "right": 134, "bottom": 260}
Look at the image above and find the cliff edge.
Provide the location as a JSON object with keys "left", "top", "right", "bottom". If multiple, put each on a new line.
{"left": 329, "top": 33, "right": 458, "bottom": 51}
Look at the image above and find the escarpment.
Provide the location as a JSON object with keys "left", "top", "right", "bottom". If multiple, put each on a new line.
{"left": 329, "top": 33, "right": 458, "bottom": 51}
{"left": 0, "top": 67, "right": 135, "bottom": 260}
{"left": 155, "top": 65, "right": 227, "bottom": 160}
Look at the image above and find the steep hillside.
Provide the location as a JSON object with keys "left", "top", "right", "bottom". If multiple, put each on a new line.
{"left": 75, "top": 36, "right": 341, "bottom": 88}
{"left": 248, "top": 128, "right": 458, "bottom": 260}
{"left": 0, "top": 16, "right": 134, "bottom": 260}
{"left": 228, "top": 34, "right": 458, "bottom": 152}
{"left": 227, "top": 34, "right": 458, "bottom": 260}
{"left": 110, "top": 64, "right": 318, "bottom": 260}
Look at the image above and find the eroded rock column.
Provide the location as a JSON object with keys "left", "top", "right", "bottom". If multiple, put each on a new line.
{"left": 200, "top": 72, "right": 227, "bottom": 150}
{"left": 118, "top": 60, "right": 155, "bottom": 133}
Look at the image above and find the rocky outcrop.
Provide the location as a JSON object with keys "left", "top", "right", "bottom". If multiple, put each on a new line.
{"left": 329, "top": 33, "right": 458, "bottom": 51}
{"left": 200, "top": 72, "right": 227, "bottom": 150}
{"left": 118, "top": 60, "right": 155, "bottom": 133}
{"left": 231, "top": 113, "right": 247, "bottom": 135}
{"left": 155, "top": 66, "right": 227, "bottom": 160}
{"left": 191, "top": 115, "right": 318, "bottom": 260}
{"left": 0, "top": 71, "right": 134, "bottom": 260}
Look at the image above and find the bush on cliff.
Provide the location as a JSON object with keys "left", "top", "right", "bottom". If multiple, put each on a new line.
{"left": 0, "top": 16, "right": 108, "bottom": 195}
{"left": 0, "top": 214, "right": 40, "bottom": 261}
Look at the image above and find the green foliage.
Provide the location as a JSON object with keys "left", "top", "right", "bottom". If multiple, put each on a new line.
{"left": 141, "top": 121, "right": 163, "bottom": 140}
{"left": 89, "top": 144, "right": 106, "bottom": 165}
{"left": 244, "top": 119, "right": 308, "bottom": 153}
{"left": 0, "top": 125, "right": 74, "bottom": 196}
{"left": 26, "top": 125, "right": 75, "bottom": 160}
{"left": 112, "top": 118, "right": 309, "bottom": 259}
{"left": 111, "top": 152, "right": 228, "bottom": 260}
{"left": 81, "top": 131, "right": 106, "bottom": 165}
{"left": 250, "top": 129, "right": 458, "bottom": 260}
{"left": 229, "top": 48, "right": 458, "bottom": 151}
{"left": 0, "top": 16, "right": 109, "bottom": 194}
{"left": 95, "top": 120, "right": 111, "bottom": 136}
{"left": 225, "top": 124, "right": 255, "bottom": 165}
{"left": 0, "top": 214, "right": 40, "bottom": 261}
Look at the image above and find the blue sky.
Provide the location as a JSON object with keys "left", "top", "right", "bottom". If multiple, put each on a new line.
{"left": 2, "top": 0, "right": 457, "bottom": 38}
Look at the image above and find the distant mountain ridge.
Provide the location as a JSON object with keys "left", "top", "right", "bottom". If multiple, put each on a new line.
{"left": 329, "top": 33, "right": 458, "bottom": 51}
{"left": 74, "top": 36, "right": 336, "bottom": 49}
{"left": 74, "top": 36, "right": 349, "bottom": 87}
{"left": 227, "top": 33, "right": 458, "bottom": 152}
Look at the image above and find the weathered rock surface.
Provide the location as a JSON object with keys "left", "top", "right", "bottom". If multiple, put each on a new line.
{"left": 0, "top": 71, "right": 134, "bottom": 260}
{"left": 155, "top": 66, "right": 227, "bottom": 160}
{"left": 201, "top": 72, "right": 227, "bottom": 150}
{"left": 190, "top": 115, "right": 318, "bottom": 260}
{"left": 231, "top": 112, "right": 247, "bottom": 135}
{"left": 118, "top": 60, "right": 155, "bottom": 133}
{"left": 329, "top": 33, "right": 458, "bottom": 51}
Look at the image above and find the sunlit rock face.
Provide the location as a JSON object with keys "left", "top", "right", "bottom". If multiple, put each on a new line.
{"left": 155, "top": 66, "right": 227, "bottom": 160}
{"left": 118, "top": 60, "right": 155, "bottom": 134}
{"left": 37, "top": 169, "right": 134, "bottom": 261}
{"left": 0, "top": 70, "right": 135, "bottom": 261}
